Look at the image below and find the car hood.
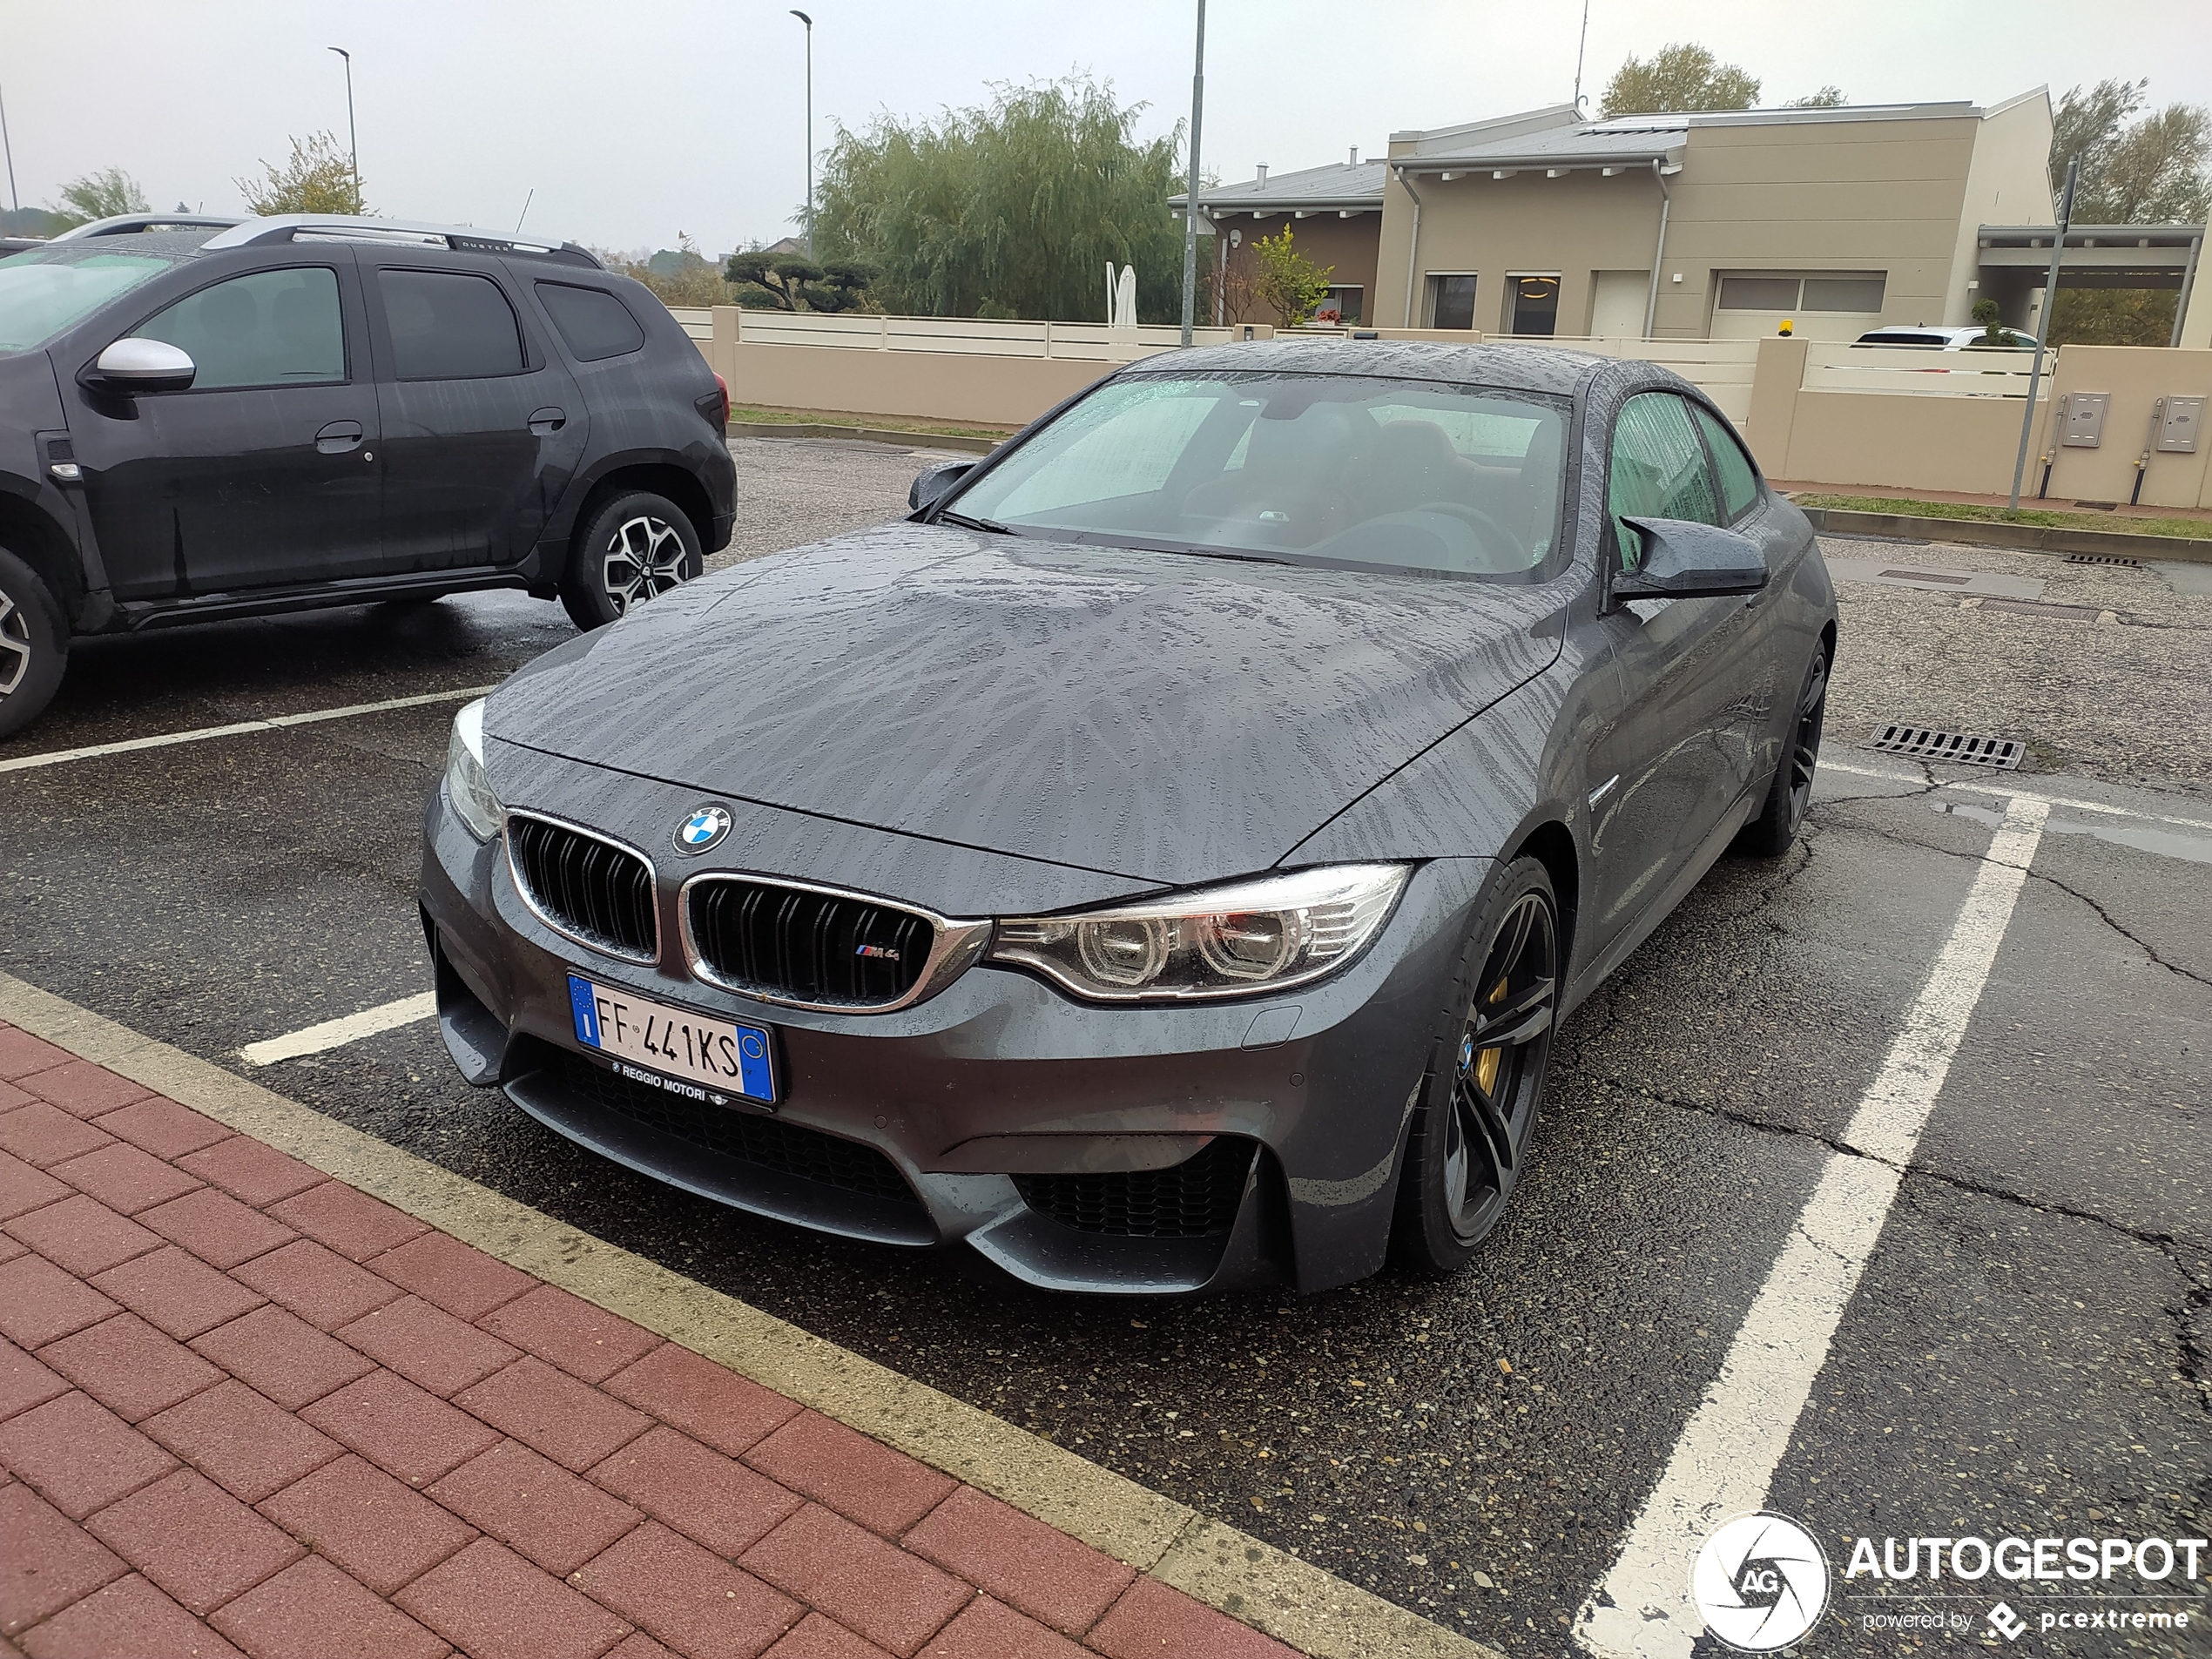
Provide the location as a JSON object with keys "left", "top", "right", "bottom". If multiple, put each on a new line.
{"left": 489, "top": 523, "right": 1565, "bottom": 887}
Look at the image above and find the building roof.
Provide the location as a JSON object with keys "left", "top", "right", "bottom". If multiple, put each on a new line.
{"left": 1170, "top": 158, "right": 1387, "bottom": 214}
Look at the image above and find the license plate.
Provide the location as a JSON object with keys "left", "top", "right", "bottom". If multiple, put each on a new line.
{"left": 566, "top": 974, "right": 775, "bottom": 1106}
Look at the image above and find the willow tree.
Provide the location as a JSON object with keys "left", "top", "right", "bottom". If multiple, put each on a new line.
{"left": 814, "top": 77, "right": 1190, "bottom": 322}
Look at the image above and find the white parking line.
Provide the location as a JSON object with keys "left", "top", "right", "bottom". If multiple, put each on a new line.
{"left": 238, "top": 993, "right": 437, "bottom": 1067}
{"left": 0, "top": 686, "right": 494, "bottom": 774}
{"left": 1575, "top": 796, "right": 2050, "bottom": 1658}
{"left": 1822, "top": 757, "right": 2212, "bottom": 832}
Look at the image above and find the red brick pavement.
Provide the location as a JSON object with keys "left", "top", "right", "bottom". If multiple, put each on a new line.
{"left": 0, "top": 1025, "right": 1298, "bottom": 1659}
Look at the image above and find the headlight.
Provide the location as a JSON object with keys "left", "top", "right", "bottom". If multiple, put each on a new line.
{"left": 988, "top": 864, "right": 1408, "bottom": 1002}
{"left": 443, "top": 698, "right": 504, "bottom": 841}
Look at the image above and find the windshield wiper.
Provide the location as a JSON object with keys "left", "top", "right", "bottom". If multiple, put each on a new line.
{"left": 936, "top": 510, "right": 1014, "bottom": 535}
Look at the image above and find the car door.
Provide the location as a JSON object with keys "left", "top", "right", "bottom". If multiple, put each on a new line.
{"left": 1584, "top": 390, "right": 1767, "bottom": 946}
{"left": 1690, "top": 401, "right": 1800, "bottom": 783}
{"left": 365, "top": 259, "right": 585, "bottom": 575}
{"left": 69, "top": 252, "right": 385, "bottom": 599}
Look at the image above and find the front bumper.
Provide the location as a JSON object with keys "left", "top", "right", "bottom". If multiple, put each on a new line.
{"left": 420, "top": 773, "right": 1490, "bottom": 1294}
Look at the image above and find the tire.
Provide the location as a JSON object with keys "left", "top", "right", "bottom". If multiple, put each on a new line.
{"left": 0, "top": 549, "right": 67, "bottom": 742}
{"left": 1387, "top": 857, "right": 1561, "bottom": 1275}
{"left": 559, "top": 491, "right": 703, "bottom": 631}
{"left": 1735, "top": 642, "right": 1829, "bottom": 858}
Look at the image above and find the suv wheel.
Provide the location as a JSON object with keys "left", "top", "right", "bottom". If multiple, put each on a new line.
{"left": 0, "top": 549, "right": 67, "bottom": 741}
{"left": 560, "top": 491, "right": 703, "bottom": 631}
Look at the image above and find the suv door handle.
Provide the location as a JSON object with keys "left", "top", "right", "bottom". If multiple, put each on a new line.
{"left": 527, "top": 407, "right": 567, "bottom": 435}
{"left": 314, "top": 420, "right": 364, "bottom": 455}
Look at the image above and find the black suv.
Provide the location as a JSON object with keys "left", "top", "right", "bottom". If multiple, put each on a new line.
{"left": 0, "top": 213, "right": 736, "bottom": 736}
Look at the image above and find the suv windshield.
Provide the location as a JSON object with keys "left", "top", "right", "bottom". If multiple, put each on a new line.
{"left": 948, "top": 372, "right": 1568, "bottom": 577}
{"left": 0, "top": 247, "right": 180, "bottom": 353}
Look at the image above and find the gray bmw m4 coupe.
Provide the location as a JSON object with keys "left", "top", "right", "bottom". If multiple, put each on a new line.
{"left": 420, "top": 339, "right": 1837, "bottom": 1295}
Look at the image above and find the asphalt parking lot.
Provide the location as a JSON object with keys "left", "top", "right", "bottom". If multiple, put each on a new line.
{"left": 3, "top": 435, "right": 2207, "bottom": 1657}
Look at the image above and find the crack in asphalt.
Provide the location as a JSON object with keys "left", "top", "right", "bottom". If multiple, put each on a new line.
{"left": 1596, "top": 1078, "right": 2212, "bottom": 1420}
{"left": 1815, "top": 809, "right": 2212, "bottom": 988}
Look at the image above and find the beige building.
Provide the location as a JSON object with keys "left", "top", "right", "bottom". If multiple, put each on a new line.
{"left": 1183, "top": 94, "right": 2061, "bottom": 342}
{"left": 1378, "top": 94, "right": 2054, "bottom": 339}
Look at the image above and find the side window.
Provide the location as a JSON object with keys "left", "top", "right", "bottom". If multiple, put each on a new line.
{"left": 136, "top": 267, "right": 345, "bottom": 390}
{"left": 536, "top": 282, "right": 645, "bottom": 361}
{"left": 1693, "top": 404, "right": 1762, "bottom": 522}
{"left": 378, "top": 269, "right": 525, "bottom": 380}
{"left": 1607, "top": 393, "right": 1719, "bottom": 570}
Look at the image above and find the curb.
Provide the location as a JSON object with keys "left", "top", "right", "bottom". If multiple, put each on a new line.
{"left": 0, "top": 970, "right": 1500, "bottom": 1659}
{"left": 1795, "top": 503, "right": 2212, "bottom": 564}
{"left": 728, "top": 420, "right": 1002, "bottom": 454}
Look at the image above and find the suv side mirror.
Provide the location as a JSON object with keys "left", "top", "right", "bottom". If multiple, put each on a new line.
{"left": 1611, "top": 516, "right": 1769, "bottom": 601}
{"left": 909, "top": 460, "right": 974, "bottom": 514}
{"left": 87, "top": 338, "right": 197, "bottom": 395}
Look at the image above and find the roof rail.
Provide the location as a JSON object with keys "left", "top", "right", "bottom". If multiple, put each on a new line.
{"left": 50, "top": 214, "right": 246, "bottom": 241}
{"left": 201, "top": 214, "right": 603, "bottom": 270}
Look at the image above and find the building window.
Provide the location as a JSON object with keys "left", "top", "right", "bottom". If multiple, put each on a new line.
{"left": 1315, "top": 286, "right": 1364, "bottom": 325}
{"left": 1507, "top": 273, "right": 1561, "bottom": 336}
{"left": 1428, "top": 273, "right": 1479, "bottom": 330}
{"left": 1716, "top": 273, "right": 1887, "bottom": 313}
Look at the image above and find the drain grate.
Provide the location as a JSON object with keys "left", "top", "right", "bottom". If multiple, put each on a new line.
{"left": 1975, "top": 597, "right": 2105, "bottom": 621}
{"left": 2064, "top": 552, "right": 2142, "bottom": 568}
{"left": 1869, "top": 725, "right": 2025, "bottom": 770}
{"left": 1878, "top": 568, "right": 1972, "bottom": 583}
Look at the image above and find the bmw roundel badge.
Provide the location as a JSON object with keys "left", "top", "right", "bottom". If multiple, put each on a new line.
{"left": 675, "top": 805, "right": 732, "bottom": 854}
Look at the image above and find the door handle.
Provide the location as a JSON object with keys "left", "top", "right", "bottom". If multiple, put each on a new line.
{"left": 314, "top": 420, "right": 364, "bottom": 455}
{"left": 527, "top": 406, "right": 567, "bottom": 435}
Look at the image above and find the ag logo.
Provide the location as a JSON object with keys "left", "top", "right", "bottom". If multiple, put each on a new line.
{"left": 675, "top": 805, "right": 732, "bottom": 854}
{"left": 1690, "top": 1511, "right": 1831, "bottom": 1652}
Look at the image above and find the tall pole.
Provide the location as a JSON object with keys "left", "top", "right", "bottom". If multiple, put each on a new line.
{"left": 0, "top": 84, "right": 19, "bottom": 215}
{"left": 1572, "top": 0, "right": 1592, "bottom": 111}
{"left": 328, "top": 48, "right": 359, "bottom": 212}
{"left": 790, "top": 12, "right": 813, "bottom": 256}
{"left": 1179, "top": 0, "right": 1206, "bottom": 347}
{"left": 2008, "top": 154, "right": 2077, "bottom": 512}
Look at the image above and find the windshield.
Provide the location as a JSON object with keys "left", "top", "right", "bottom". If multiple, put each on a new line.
{"left": 948, "top": 372, "right": 1568, "bottom": 577}
{"left": 0, "top": 248, "right": 178, "bottom": 354}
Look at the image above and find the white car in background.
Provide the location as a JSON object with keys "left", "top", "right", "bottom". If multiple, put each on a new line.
{"left": 1855, "top": 324, "right": 2034, "bottom": 348}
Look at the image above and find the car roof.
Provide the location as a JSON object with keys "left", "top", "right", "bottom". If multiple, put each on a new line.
{"left": 1123, "top": 335, "right": 1622, "bottom": 397}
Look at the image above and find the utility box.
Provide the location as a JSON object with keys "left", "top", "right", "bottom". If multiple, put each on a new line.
{"left": 2157, "top": 395, "right": 2203, "bottom": 453}
{"left": 2060, "top": 392, "right": 2110, "bottom": 447}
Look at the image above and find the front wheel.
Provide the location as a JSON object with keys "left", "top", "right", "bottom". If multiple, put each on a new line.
{"left": 1388, "top": 858, "right": 1561, "bottom": 1275}
{"left": 0, "top": 549, "right": 67, "bottom": 741}
{"left": 559, "top": 491, "right": 703, "bottom": 631}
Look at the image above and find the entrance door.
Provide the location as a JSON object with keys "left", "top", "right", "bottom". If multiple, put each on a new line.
{"left": 366, "top": 259, "right": 586, "bottom": 576}
{"left": 1508, "top": 274, "right": 1561, "bottom": 337}
{"left": 73, "top": 255, "right": 386, "bottom": 599}
{"left": 1589, "top": 272, "right": 1649, "bottom": 340}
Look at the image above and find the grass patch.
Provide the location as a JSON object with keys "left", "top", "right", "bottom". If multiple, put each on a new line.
{"left": 727, "top": 405, "right": 1014, "bottom": 442}
{"left": 1793, "top": 493, "right": 2210, "bottom": 542}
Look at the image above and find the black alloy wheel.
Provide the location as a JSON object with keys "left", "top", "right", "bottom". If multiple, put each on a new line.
{"left": 1390, "top": 858, "right": 1561, "bottom": 1273}
{"left": 0, "top": 549, "right": 67, "bottom": 741}
{"left": 561, "top": 490, "right": 704, "bottom": 631}
{"left": 1737, "top": 643, "right": 1829, "bottom": 857}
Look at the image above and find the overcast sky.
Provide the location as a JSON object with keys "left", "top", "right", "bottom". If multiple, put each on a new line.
{"left": 6, "top": 0, "right": 2209, "bottom": 255}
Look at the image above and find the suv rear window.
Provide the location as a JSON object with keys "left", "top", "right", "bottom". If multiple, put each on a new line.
{"left": 378, "top": 269, "right": 524, "bottom": 379}
{"left": 536, "top": 282, "right": 645, "bottom": 361}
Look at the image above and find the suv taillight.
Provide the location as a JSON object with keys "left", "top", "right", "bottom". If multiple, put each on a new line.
{"left": 698, "top": 374, "right": 729, "bottom": 434}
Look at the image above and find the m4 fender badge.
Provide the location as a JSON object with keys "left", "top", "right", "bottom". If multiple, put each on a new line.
{"left": 675, "top": 805, "right": 733, "bottom": 854}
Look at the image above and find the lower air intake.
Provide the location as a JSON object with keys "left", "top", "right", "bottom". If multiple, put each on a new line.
{"left": 1014, "top": 1138, "right": 1255, "bottom": 1238}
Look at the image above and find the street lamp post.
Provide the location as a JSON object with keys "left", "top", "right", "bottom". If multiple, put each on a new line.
{"left": 327, "top": 47, "right": 360, "bottom": 212}
{"left": 1179, "top": 0, "right": 1205, "bottom": 347}
{"left": 790, "top": 11, "right": 813, "bottom": 257}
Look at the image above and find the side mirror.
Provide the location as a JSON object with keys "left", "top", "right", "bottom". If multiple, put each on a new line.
{"left": 909, "top": 460, "right": 974, "bottom": 514}
{"left": 1611, "top": 516, "right": 1769, "bottom": 601}
{"left": 87, "top": 338, "right": 196, "bottom": 394}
